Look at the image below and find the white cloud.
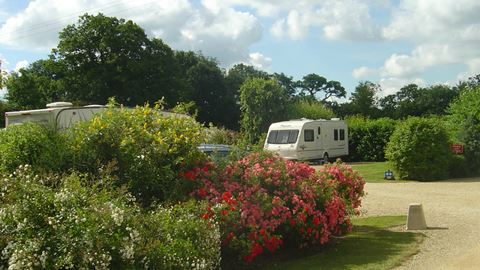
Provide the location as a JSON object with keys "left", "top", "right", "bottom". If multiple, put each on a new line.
{"left": 352, "top": 66, "right": 378, "bottom": 79}
{"left": 269, "top": 0, "right": 382, "bottom": 41}
{"left": 383, "top": 0, "right": 480, "bottom": 42}
{"left": 248, "top": 52, "right": 272, "bottom": 70}
{"left": 378, "top": 77, "right": 425, "bottom": 97}
{"left": 14, "top": 60, "right": 29, "bottom": 72}
{"left": 341, "top": 0, "right": 480, "bottom": 89}
{"left": 0, "top": 0, "right": 262, "bottom": 66}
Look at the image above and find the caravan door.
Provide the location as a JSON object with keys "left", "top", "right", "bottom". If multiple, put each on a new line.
{"left": 298, "top": 123, "right": 322, "bottom": 160}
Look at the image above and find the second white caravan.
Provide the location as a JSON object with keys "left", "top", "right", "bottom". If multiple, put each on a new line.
{"left": 264, "top": 118, "right": 348, "bottom": 162}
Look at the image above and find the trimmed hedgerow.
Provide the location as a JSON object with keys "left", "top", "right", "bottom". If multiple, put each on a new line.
{"left": 346, "top": 116, "right": 397, "bottom": 162}
{"left": 385, "top": 117, "right": 452, "bottom": 180}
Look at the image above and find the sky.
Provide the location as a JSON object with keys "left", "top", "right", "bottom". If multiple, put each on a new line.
{"left": 1, "top": 0, "right": 480, "bottom": 99}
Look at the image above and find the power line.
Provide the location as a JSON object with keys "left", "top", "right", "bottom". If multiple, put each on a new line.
{"left": 1, "top": 0, "right": 161, "bottom": 43}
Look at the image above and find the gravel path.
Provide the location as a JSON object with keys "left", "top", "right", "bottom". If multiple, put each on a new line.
{"left": 360, "top": 178, "right": 480, "bottom": 270}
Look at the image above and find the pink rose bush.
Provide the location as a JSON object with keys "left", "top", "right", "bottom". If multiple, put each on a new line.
{"left": 179, "top": 152, "right": 365, "bottom": 263}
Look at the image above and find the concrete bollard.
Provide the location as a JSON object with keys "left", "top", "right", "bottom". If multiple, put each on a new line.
{"left": 406, "top": 203, "right": 427, "bottom": 230}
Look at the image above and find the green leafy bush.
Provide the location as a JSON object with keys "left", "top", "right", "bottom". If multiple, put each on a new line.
{"left": 448, "top": 87, "right": 480, "bottom": 174}
{"left": 70, "top": 103, "right": 206, "bottom": 206}
{"left": 287, "top": 99, "right": 335, "bottom": 120}
{"left": 137, "top": 201, "right": 221, "bottom": 269}
{"left": 0, "top": 166, "right": 221, "bottom": 269}
{"left": 205, "top": 124, "right": 242, "bottom": 145}
{"left": 385, "top": 117, "right": 452, "bottom": 180}
{"left": 0, "top": 166, "right": 140, "bottom": 269}
{"left": 0, "top": 123, "right": 70, "bottom": 173}
{"left": 346, "top": 116, "right": 397, "bottom": 162}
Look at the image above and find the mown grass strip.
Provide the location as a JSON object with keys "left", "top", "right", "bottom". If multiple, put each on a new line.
{"left": 253, "top": 215, "right": 424, "bottom": 270}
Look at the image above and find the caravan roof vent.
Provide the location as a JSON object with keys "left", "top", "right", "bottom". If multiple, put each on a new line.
{"left": 46, "top": 102, "right": 73, "bottom": 108}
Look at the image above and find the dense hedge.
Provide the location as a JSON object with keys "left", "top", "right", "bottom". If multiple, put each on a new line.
{"left": 346, "top": 116, "right": 397, "bottom": 162}
{"left": 385, "top": 117, "right": 452, "bottom": 180}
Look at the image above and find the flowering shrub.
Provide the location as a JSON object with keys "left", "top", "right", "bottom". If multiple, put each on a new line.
{"left": 0, "top": 166, "right": 221, "bottom": 270}
{"left": 181, "top": 152, "right": 365, "bottom": 263}
{"left": 137, "top": 201, "right": 221, "bottom": 269}
{"left": 0, "top": 165, "right": 140, "bottom": 269}
{"left": 70, "top": 102, "right": 207, "bottom": 206}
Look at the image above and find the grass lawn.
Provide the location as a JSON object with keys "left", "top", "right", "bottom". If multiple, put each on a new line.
{"left": 349, "top": 162, "right": 409, "bottom": 183}
{"left": 254, "top": 215, "right": 424, "bottom": 270}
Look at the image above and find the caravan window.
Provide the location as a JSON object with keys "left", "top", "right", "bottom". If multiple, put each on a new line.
{"left": 267, "top": 131, "right": 278, "bottom": 143}
{"left": 267, "top": 130, "right": 299, "bottom": 144}
{"left": 340, "top": 129, "right": 345, "bottom": 140}
{"left": 304, "top": 129, "right": 314, "bottom": 142}
{"left": 334, "top": 129, "right": 339, "bottom": 141}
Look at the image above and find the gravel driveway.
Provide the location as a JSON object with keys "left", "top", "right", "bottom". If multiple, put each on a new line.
{"left": 360, "top": 178, "right": 480, "bottom": 270}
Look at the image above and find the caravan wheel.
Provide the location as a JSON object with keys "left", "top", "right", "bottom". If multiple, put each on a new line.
{"left": 323, "top": 153, "right": 329, "bottom": 164}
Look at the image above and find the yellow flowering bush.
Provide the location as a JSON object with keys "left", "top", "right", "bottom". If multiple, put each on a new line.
{"left": 70, "top": 102, "right": 207, "bottom": 206}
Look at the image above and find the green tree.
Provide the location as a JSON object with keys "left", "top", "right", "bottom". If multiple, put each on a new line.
{"left": 378, "top": 84, "right": 459, "bottom": 119}
{"left": 175, "top": 51, "right": 236, "bottom": 128}
{"left": 5, "top": 59, "right": 67, "bottom": 109}
{"left": 287, "top": 99, "right": 335, "bottom": 120}
{"left": 299, "top": 73, "right": 346, "bottom": 103}
{"left": 448, "top": 86, "right": 480, "bottom": 173}
{"left": 272, "top": 72, "right": 297, "bottom": 97}
{"left": 240, "top": 78, "right": 289, "bottom": 143}
{"left": 54, "top": 13, "right": 185, "bottom": 106}
{"left": 349, "top": 81, "right": 380, "bottom": 117}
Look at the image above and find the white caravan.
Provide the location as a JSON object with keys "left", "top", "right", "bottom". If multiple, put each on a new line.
{"left": 264, "top": 118, "right": 348, "bottom": 162}
{"left": 5, "top": 102, "right": 106, "bottom": 129}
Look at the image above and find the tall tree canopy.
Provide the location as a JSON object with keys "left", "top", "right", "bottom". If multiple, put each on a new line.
{"left": 240, "top": 78, "right": 289, "bottom": 143}
{"left": 175, "top": 51, "right": 236, "bottom": 129}
{"left": 348, "top": 81, "right": 380, "bottom": 117}
{"left": 5, "top": 59, "right": 67, "bottom": 109}
{"left": 298, "top": 73, "right": 346, "bottom": 103}
{"left": 53, "top": 13, "right": 186, "bottom": 106}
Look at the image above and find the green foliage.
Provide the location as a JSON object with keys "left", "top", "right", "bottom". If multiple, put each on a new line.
{"left": 0, "top": 123, "right": 70, "bottom": 173}
{"left": 287, "top": 99, "right": 335, "bottom": 120}
{"left": 448, "top": 86, "right": 480, "bottom": 173}
{"left": 55, "top": 13, "right": 187, "bottom": 106}
{"left": 175, "top": 51, "right": 237, "bottom": 129}
{"left": 0, "top": 166, "right": 140, "bottom": 269}
{"left": 137, "top": 201, "right": 221, "bottom": 269}
{"left": 298, "top": 74, "right": 346, "bottom": 103}
{"left": 240, "top": 78, "right": 289, "bottom": 143}
{"left": 5, "top": 59, "right": 67, "bottom": 109}
{"left": 0, "top": 167, "right": 220, "bottom": 269}
{"left": 205, "top": 124, "right": 242, "bottom": 145}
{"left": 385, "top": 117, "right": 452, "bottom": 180}
{"left": 70, "top": 103, "right": 206, "bottom": 206}
{"left": 0, "top": 101, "right": 17, "bottom": 128}
{"left": 346, "top": 116, "right": 397, "bottom": 162}
{"left": 348, "top": 81, "right": 381, "bottom": 117}
{"left": 378, "top": 84, "right": 459, "bottom": 119}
